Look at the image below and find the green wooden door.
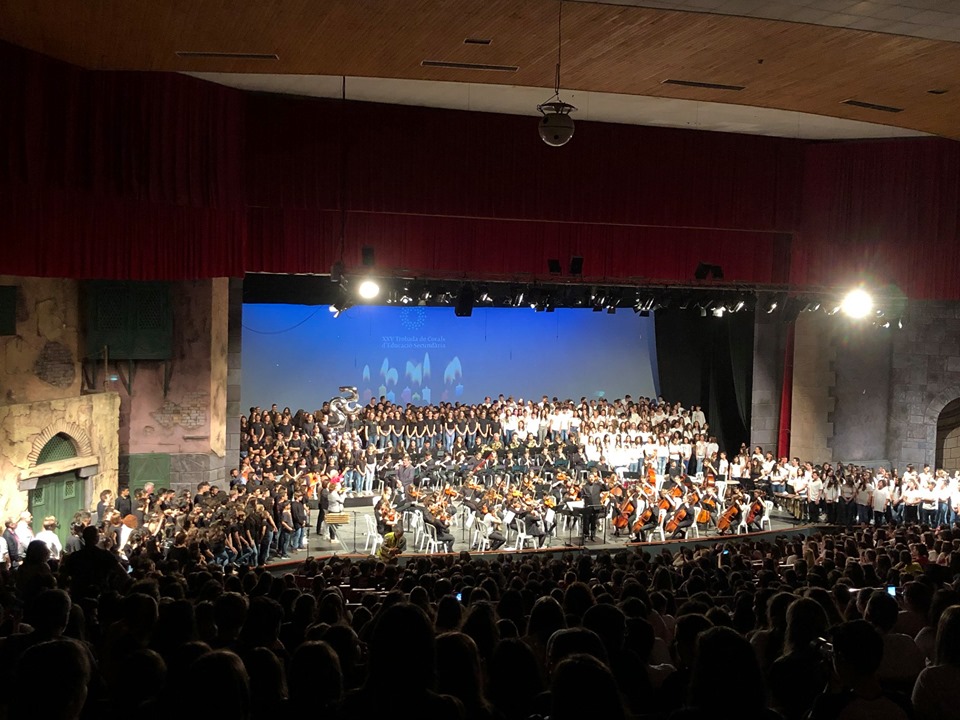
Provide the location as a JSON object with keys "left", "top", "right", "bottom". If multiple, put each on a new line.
{"left": 127, "top": 453, "right": 171, "bottom": 492}
{"left": 28, "top": 472, "right": 82, "bottom": 547}
{"left": 29, "top": 434, "right": 83, "bottom": 546}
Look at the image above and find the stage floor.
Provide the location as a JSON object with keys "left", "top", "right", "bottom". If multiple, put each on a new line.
{"left": 267, "top": 500, "right": 815, "bottom": 568}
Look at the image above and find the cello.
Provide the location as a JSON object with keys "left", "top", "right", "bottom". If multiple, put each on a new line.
{"left": 613, "top": 493, "right": 634, "bottom": 533}
{"left": 746, "top": 492, "right": 765, "bottom": 528}
{"left": 716, "top": 501, "right": 741, "bottom": 534}
{"left": 665, "top": 505, "right": 687, "bottom": 534}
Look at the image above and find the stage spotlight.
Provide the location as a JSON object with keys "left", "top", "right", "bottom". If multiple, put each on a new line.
{"left": 712, "top": 307, "right": 725, "bottom": 318}
{"left": 400, "top": 294, "right": 413, "bottom": 305}
{"left": 328, "top": 305, "right": 338, "bottom": 314}
{"left": 358, "top": 279, "right": 380, "bottom": 300}
{"left": 840, "top": 288, "right": 873, "bottom": 319}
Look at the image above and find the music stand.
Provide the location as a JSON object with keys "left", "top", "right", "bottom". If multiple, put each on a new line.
{"left": 571, "top": 505, "right": 589, "bottom": 549}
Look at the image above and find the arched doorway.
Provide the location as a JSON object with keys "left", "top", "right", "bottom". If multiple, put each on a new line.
{"left": 27, "top": 433, "right": 83, "bottom": 546}
{"left": 936, "top": 398, "right": 960, "bottom": 472}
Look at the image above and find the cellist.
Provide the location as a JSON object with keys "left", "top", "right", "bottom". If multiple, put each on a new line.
{"left": 666, "top": 495, "right": 695, "bottom": 539}
{"left": 631, "top": 490, "right": 659, "bottom": 542}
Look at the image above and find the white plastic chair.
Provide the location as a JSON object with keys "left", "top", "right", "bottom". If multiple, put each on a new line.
{"left": 760, "top": 500, "right": 773, "bottom": 531}
{"left": 420, "top": 522, "right": 440, "bottom": 553}
{"left": 508, "top": 524, "right": 537, "bottom": 551}
{"left": 362, "top": 515, "right": 380, "bottom": 552}
{"left": 736, "top": 503, "right": 749, "bottom": 534}
{"left": 653, "top": 509, "right": 667, "bottom": 542}
{"left": 475, "top": 522, "right": 492, "bottom": 552}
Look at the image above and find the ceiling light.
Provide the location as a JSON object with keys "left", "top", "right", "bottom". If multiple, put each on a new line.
{"left": 358, "top": 279, "right": 380, "bottom": 300}
{"left": 537, "top": 1, "right": 576, "bottom": 147}
{"left": 840, "top": 288, "right": 873, "bottom": 319}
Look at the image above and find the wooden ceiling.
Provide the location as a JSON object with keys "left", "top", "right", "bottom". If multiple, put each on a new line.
{"left": 2, "top": 0, "right": 959, "bottom": 138}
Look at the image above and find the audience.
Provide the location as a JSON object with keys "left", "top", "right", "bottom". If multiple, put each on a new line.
{"left": 0, "top": 518, "right": 958, "bottom": 720}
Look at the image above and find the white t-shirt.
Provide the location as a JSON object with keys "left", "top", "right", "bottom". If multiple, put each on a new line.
{"left": 35, "top": 529, "right": 63, "bottom": 560}
{"left": 872, "top": 487, "right": 890, "bottom": 512}
{"left": 807, "top": 478, "right": 823, "bottom": 502}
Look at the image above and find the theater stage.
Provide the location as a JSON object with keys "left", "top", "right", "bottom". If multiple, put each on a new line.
{"left": 267, "top": 502, "right": 823, "bottom": 572}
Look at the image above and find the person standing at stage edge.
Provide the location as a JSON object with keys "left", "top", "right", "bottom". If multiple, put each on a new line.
{"left": 582, "top": 473, "right": 604, "bottom": 541}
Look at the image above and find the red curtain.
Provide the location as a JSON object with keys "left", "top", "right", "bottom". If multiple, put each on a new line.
{"left": 777, "top": 322, "right": 795, "bottom": 458}
{"left": 244, "top": 92, "right": 803, "bottom": 231}
{"left": 1, "top": 185, "right": 247, "bottom": 279}
{"left": 3, "top": 38, "right": 960, "bottom": 297}
{"left": 797, "top": 138, "right": 960, "bottom": 299}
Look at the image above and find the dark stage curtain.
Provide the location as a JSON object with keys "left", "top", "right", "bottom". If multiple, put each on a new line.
{"left": 655, "top": 310, "right": 755, "bottom": 454}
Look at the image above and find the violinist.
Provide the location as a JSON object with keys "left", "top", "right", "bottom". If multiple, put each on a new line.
{"left": 481, "top": 504, "right": 506, "bottom": 551}
{"left": 517, "top": 498, "right": 548, "bottom": 548}
{"left": 421, "top": 501, "right": 455, "bottom": 552}
{"left": 374, "top": 487, "right": 398, "bottom": 535}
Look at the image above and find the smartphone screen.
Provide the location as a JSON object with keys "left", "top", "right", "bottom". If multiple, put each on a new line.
{"left": 886, "top": 585, "right": 896, "bottom": 598}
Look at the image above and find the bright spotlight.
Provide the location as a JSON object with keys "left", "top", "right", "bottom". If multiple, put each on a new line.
{"left": 840, "top": 288, "right": 873, "bottom": 319}
{"left": 358, "top": 279, "right": 380, "bottom": 300}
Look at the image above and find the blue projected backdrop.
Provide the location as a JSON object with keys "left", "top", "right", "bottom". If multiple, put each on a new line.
{"left": 241, "top": 305, "right": 660, "bottom": 410}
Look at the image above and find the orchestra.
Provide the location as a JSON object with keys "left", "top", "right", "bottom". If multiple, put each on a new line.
{"left": 367, "top": 440, "right": 769, "bottom": 551}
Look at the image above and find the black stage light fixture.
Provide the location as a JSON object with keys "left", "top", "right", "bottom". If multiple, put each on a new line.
{"left": 569, "top": 256, "right": 584, "bottom": 276}
{"left": 548, "top": 258, "right": 562, "bottom": 274}
{"left": 694, "top": 262, "right": 724, "bottom": 280}
{"left": 361, "top": 246, "right": 375, "bottom": 267}
{"left": 455, "top": 286, "right": 475, "bottom": 317}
